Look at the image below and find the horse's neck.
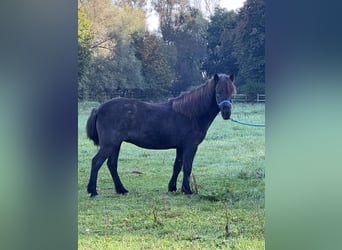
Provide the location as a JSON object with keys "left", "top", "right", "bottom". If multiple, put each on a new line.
{"left": 197, "top": 98, "right": 220, "bottom": 132}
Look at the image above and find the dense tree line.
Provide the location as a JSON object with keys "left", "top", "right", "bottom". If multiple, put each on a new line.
{"left": 78, "top": 0, "right": 264, "bottom": 102}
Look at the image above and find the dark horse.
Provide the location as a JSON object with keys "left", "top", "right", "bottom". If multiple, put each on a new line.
{"left": 86, "top": 73, "right": 236, "bottom": 197}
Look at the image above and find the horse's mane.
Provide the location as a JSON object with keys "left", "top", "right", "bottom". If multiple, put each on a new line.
{"left": 171, "top": 78, "right": 216, "bottom": 118}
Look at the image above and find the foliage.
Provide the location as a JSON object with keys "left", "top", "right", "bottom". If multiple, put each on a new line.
{"left": 80, "top": 0, "right": 147, "bottom": 100}
{"left": 171, "top": 7, "right": 208, "bottom": 93}
{"left": 114, "top": 0, "right": 147, "bottom": 9}
{"left": 153, "top": 1, "right": 209, "bottom": 93}
{"left": 203, "top": 1, "right": 265, "bottom": 97}
{"left": 203, "top": 7, "right": 239, "bottom": 78}
{"left": 82, "top": 0, "right": 146, "bottom": 56}
{"left": 84, "top": 34, "right": 146, "bottom": 102}
{"left": 232, "top": 0, "right": 265, "bottom": 90}
{"left": 78, "top": 7, "right": 93, "bottom": 100}
{"left": 239, "top": 80, "right": 265, "bottom": 101}
{"left": 131, "top": 32, "right": 174, "bottom": 96}
{"left": 78, "top": 102, "right": 265, "bottom": 249}
{"left": 152, "top": 0, "right": 190, "bottom": 42}
{"left": 78, "top": 0, "right": 265, "bottom": 102}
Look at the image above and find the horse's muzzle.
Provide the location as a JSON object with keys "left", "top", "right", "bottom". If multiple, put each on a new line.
{"left": 220, "top": 104, "right": 231, "bottom": 120}
{"left": 221, "top": 110, "right": 231, "bottom": 120}
{"left": 217, "top": 99, "right": 232, "bottom": 120}
{"left": 221, "top": 106, "right": 231, "bottom": 120}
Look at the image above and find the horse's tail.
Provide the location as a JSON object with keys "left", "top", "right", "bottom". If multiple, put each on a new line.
{"left": 86, "top": 108, "right": 99, "bottom": 146}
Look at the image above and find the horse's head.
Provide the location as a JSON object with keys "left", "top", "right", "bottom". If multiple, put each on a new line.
{"left": 214, "top": 73, "right": 237, "bottom": 120}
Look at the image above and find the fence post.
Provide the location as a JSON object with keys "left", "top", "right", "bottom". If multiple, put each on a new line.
{"left": 257, "top": 94, "right": 265, "bottom": 102}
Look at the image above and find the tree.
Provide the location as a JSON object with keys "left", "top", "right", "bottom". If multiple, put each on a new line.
{"left": 82, "top": 0, "right": 146, "bottom": 58}
{"left": 203, "top": 0, "right": 220, "bottom": 17}
{"left": 78, "top": 6, "right": 93, "bottom": 100}
{"left": 203, "top": 7, "right": 238, "bottom": 77}
{"left": 152, "top": 1, "right": 208, "bottom": 93}
{"left": 152, "top": 0, "right": 189, "bottom": 42}
{"left": 113, "top": 0, "right": 147, "bottom": 9}
{"left": 78, "top": 0, "right": 265, "bottom": 102}
{"left": 203, "top": 1, "right": 265, "bottom": 99}
{"left": 232, "top": 0, "right": 265, "bottom": 97}
{"left": 131, "top": 32, "right": 174, "bottom": 96}
{"left": 84, "top": 33, "right": 146, "bottom": 102}
{"left": 80, "top": 0, "right": 148, "bottom": 101}
{"left": 171, "top": 7, "right": 208, "bottom": 93}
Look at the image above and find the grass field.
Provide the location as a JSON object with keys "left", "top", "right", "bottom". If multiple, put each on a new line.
{"left": 78, "top": 102, "right": 265, "bottom": 249}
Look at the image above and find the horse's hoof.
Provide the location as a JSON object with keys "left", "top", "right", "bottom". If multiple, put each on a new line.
{"left": 116, "top": 189, "right": 129, "bottom": 195}
{"left": 168, "top": 182, "right": 177, "bottom": 192}
{"left": 117, "top": 192, "right": 129, "bottom": 196}
{"left": 181, "top": 187, "right": 193, "bottom": 195}
{"left": 89, "top": 194, "right": 98, "bottom": 199}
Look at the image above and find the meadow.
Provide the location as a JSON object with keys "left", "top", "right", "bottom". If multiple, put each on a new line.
{"left": 78, "top": 102, "right": 265, "bottom": 249}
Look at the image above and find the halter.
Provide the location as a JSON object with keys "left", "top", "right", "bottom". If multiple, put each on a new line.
{"left": 217, "top": 99, "right": 232, "bottom": 107}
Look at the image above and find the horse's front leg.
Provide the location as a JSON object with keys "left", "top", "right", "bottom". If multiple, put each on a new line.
{"left": 181, "top": 145, "right": 198, "bottom": 195}
{"left": 168, "top": 147, "right": 183, "bottom": 192}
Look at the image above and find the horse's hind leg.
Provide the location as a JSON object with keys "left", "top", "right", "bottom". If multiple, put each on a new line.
{"left": 107, "top": 143, "right": 129, "bottom": 195}
{"left": 87, "top": 147, "right": 110, "bottom": 197}
{"left": 168, "top": 148, "right": 183, "bottom": 192}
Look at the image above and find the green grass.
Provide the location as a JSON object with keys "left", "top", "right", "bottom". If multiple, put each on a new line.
{"left": 78, "top": 102, "right": 265, "bottom": 249}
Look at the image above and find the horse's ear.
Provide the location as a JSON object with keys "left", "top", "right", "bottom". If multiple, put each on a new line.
{"left": 214, "top": 74, "right": 219, "bottom": 83}
{"left": 229, "top": 74, "right": 235, "bottom": 82}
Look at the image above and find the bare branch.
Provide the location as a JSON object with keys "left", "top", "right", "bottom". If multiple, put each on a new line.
{"left": 91, "top": 45, "right": 112, "bottom": 51}
{"left": 90, "top": 37, "right": 113, "bottom": 49}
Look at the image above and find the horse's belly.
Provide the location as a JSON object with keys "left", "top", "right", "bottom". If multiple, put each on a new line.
{"left": 125, "top": 132, "right": 177, "bottom": 150}
{"left": 130, "top": 142, "right": 175, "bottom": 150}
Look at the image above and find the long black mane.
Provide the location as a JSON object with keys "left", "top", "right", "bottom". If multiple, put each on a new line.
{"left": 170, "top": 78, "right": 216, "bottom": 118}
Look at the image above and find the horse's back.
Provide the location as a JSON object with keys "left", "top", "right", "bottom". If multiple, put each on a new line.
{"left": 95, "top": 97, "right": 178, "bottom": 146}
{"left": 98, "top": 97, "right": 170, "bottom": 119}
{"left": 96, "top": 97, "right": 143, "bottom": 128}
{"left": 95, "top": 97, "right": 198, "bottom": 149}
